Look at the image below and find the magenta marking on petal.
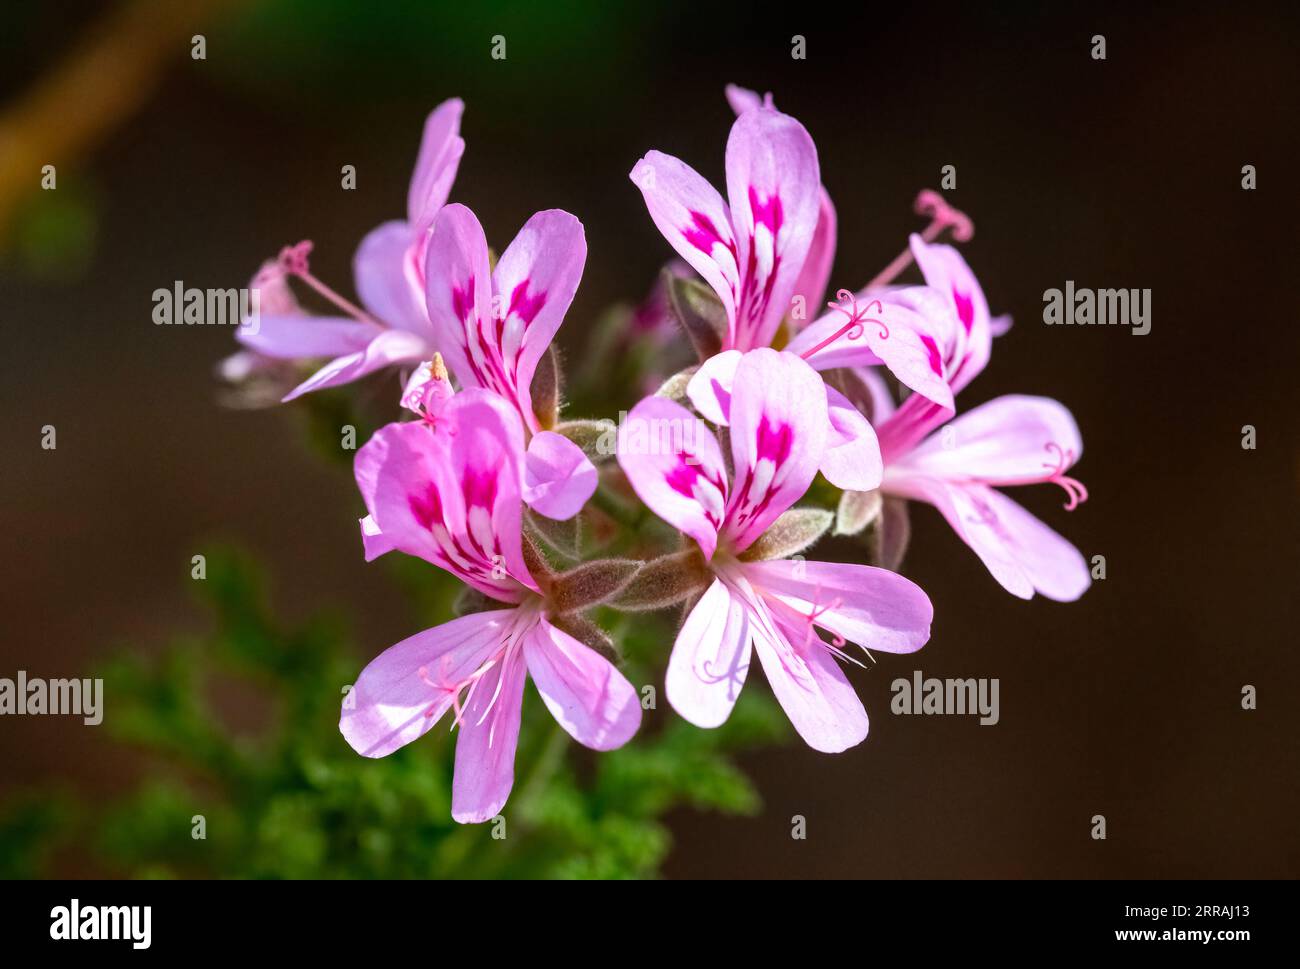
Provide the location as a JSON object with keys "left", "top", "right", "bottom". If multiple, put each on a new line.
{"left": 462, "top": 467, "right": 499, "bottom": 510}
{"left": 709, "top": 378, "right": 732, "bottom": 417}
{"left": 747, "top": 186, "right": 784, "bottom": 235}
{"left": 507, "top": 279, "right": 546, "bottom": 326}
{"left": 754, "top": 417, "right": 793, "bottom": 465}
{"left": 409, "top": 486, "right": 444, "bottom": 531}
{"left": 683, "top": 210, "right": 727, "bottom": 255}
{"left": 665, "top": 461, "right": 702, "bottom": 499}
{"left": 952, "top": 287, "right": 975, "bottom": 334}
{"left": 452, "top": 278, "right": 475, "bottom": 324}
{"left": 665, "top": 458, "right": 725, "bottom": 527}
{"left": 920, "top": 334, "right": 944, "bottom": 376}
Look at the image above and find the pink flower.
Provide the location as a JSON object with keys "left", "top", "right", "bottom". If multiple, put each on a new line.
{"left": 638, "top": 89, "right": 959, "bottom": 490}
{"left": 343, "top": 390, "right": 641, "bottom": 823}
{"left": 630, "top": 99, "right": 822, "bottom": 352}
{"left": 359, "top": 348, "right": 598, "bottom": 561}
{"left": 421, "top": 202, "right": 599, "bottom": 517}
{"left": 724, "top": 84, "right": 836, "bottom": 325}
{"left": 858, "top": 238, "right": 1091, "bottom": 601}
{"left": 617, "top": 349, "right": 932, "bottom": 751}
{"left": 236, "top": 99, "right": 466, "bottom": 400}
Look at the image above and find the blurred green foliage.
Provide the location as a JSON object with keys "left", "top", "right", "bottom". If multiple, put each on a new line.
{"left": 0, "top": 548, "right": 787, "bottom": 879}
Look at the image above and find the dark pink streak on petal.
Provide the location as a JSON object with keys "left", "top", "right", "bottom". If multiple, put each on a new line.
{"left": 451, "top": 278, "right": 475, "bottom": 323}
{"left": 754, "top": 416, "right": 793, "bottom": 465}
{"left": 409, "top": 485, "right": 444, "bottom": 531}
{"left": 507, "top": 280, "right": 547, "bottom": 327}
{"left": 665, "top": 459, "right": 723, "bottom": 527}
{"left": 748, "top": 186, "right": 784, "bottom": 235}
{"left": 665, "top": 461, "right": 703, "bottom": 498}
{"left": 726, "top": 417, "right": 793, "bottom": 537}
{"left": 462, "top": 468, "right": 499, "bottom": 510}
{"left": 708, "top": 378, "right": 732, "bottom": 418}
{"left": 683, "top": 210, "right": 728, "bottom": 255}
{"left": 921, "top": 334, "right": 944, "bottom": 376}
{"left": 952, "top": 287, "right": 975, "bottom": 334}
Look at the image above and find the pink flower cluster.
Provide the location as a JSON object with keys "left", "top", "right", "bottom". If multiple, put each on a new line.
{"left": 228, "top": 86, "right": 1090, "bottom": 823}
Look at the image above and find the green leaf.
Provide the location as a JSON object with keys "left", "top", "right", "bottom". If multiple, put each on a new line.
{"left": 740, "top": 508, "right": 833, "bottom": 561}
{"left": 834, "top": 488, "right": 883, "bottom": 536}
{"left": 552, "top": 418, "right": 617, "bottom": 463}
{"left": 530, "top": 345, "right": 562, "bottom": 430}
{"left": 610, "top": 548, "right": 710, "bottom": 610}
{"left": 665, "top": 273, "right": 726, "bottom": 361}
{"left": 548, "top": 559, "right": 642, "bottom": 614}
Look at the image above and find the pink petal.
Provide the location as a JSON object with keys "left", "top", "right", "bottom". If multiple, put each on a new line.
{"left": 523, "top": 431, "right": 598, "bottom": 520}
{"left": 820, "top": 384, "right": 883, "bottom": 491}
{"left": 744, "top": 583, "right": 869, "bottom": 753}
{"left": 359, "top": 514, "right": 393, "bottom": 561}
{"left": 490, "top": 209, "right": 587, "bottom": 432}
{"left": 852, "top": 365, "right": 897, "bottom": 424}
{"left": 617, "top": 395, "right": 728, "bottom": 560}
{"left": 724, "top": 83, "right": 765, "bottom": 115}
{"left": 897, "top": 395, "right": 1083, "bottom": 485}
{"left": 721, "top": 349, "right": 827, "bottom": 553}
{"left": 236, "top": 314, "right": 380, "bottom": 360}
{"left": 789, "top": 189, "right": 837, "bottom": 328}
{"left": 667, "top": 579, "right": 752, "bottom": 728}
{"left": 423, "top": 203, "right": 494, "bottom": 403}
{"left": 889, "top": 478, "right": 1090, "bottom": 601}
{"left": 910, "top": 235, "right": 992, "bottom": 394}
{"left": 452, "top": 646, "right": 528, "bottom": 823}
{"left": 339, "top": 609, "right": 515, "bottom": 758}
{"left": 524, "top": 617, "right": 641, "bottom": 750}
{"left": 439, "top": 390, "right": 538, "bottom": 592}
{"left": 743, "top": 558, "right": 932, "bottom": 655}
{"left": 630, "top": 151, "right": 740, "bottom": 337}
{"left": 282, "top": 328, "right": 429, "bottom": 402}
{"left": 354, "top": 220, "right": 430, "bottom": 335}
{"left": 355, "top": 394, "right": 534, "bottom": 600}
{"left": 725, "top": 107, "right": 822, "bottom": 349}
{"left": 786, "top": 289, "right": 956, "bottom": 413}
{"left": 407, "top": 98, "right": 465, "bottom": 234}
{"left": 685, "top": 349, "right": 742, "bottom": 426}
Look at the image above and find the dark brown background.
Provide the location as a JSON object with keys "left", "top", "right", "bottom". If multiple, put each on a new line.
{"left": 2, "top": 0, "right": 1297, "bottom": 877}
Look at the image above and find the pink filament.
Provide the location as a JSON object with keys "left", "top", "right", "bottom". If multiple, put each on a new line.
{"left": 864, "top": 190, "right": 975, "bottom": 290}
{"left": 800, "top": 290, "right": 886, "bottom": 360}
{"left": 1041, "top": 442, "right": 1089, "bottom": 511}
{"left": 277, "top": 240, "right": 386, "bottom": 328}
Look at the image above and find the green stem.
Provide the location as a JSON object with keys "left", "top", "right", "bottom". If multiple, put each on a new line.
{"left": 590, "top": 484, "right": 640, "bottom": 529}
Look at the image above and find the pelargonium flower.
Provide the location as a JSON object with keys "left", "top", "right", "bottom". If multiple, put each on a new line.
{"left": 358, "top": 203, "right": 600, "bottom": 560}
{"left": 630, "top": 100, "right": 821, "bottom": 353}
{"left": 421, "top": 203, "right": 599, "bottom": 514}
{"left": 617, "top": 348, "right": 932, "bottom": 751}
{"left": 235, "top": 99, "right": 466, "bottom": 400}
{"left": 724, "top": 84, "right": 836, "bottom": 327}
{"left": 343, "top": 390, "right": 641, "bottom": 823}
{"left": 632, "top": 92, "right": 959, "bottom": 489}
{"left": 830, "top": 237, "right": 1090, "bottom": 600}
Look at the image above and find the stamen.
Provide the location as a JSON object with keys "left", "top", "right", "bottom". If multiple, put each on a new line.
{"left": 277, "top": 240, "right": 387, "bottom": 328}
{"left": 796, "top": 585, "right": 877, "bottom": 670}
{"left": 865, "top": 190, "right": 976, "bottom": 290}
{"left": 800, "top": 290, "right": 886, "bottom": 360}
{"left": 1041, "top": 442, "right": 1089, "bottom": 511}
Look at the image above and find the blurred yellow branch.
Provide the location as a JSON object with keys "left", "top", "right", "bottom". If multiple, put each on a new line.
{"left": 0, "top": 0, "right": 245, "bottom": 243}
